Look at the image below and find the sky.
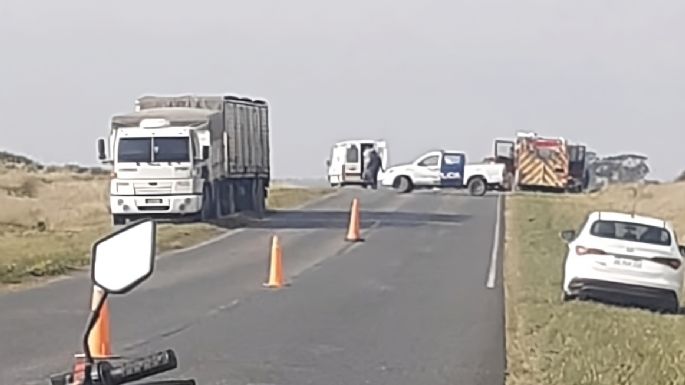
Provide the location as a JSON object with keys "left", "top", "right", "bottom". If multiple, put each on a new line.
{"left": 0, "top": 0, "right": 683, "bottom": 180}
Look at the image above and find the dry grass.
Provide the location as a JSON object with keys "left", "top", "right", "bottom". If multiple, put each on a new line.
{"left": 0, "top": 169, "right": 333, "bottom": 285}
{"left": 504, "top": 182, "right": 685, "bottom": 385}
{"left": 267, "top": 185, "right": 333, "bottom": 210}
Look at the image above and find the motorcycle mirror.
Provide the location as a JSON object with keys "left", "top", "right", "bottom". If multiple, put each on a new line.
{"left": 91, "top": 218, "right": 156, "bottom": 294}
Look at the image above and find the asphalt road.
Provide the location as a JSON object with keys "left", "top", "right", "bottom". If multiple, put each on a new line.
{"left": 0, "top": 187, "right": 505, "bottom": 385}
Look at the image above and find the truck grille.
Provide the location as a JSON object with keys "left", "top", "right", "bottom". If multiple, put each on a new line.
{"left": 133, "top": 181, "right": 173, "bottom": 195}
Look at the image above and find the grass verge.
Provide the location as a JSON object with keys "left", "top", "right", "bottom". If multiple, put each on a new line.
{"left": 0, "top": 170, "right": 333, "bottom": 286}
{"left": 504, "top": 183, "right": 685, "bottom": 385}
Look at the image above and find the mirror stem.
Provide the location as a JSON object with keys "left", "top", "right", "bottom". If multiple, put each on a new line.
{"left": 83, "top": 285, "right": 108, "bottom": 364}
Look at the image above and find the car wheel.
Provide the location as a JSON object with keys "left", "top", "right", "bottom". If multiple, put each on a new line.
{"left": 468, "top": 177, "right": 487, "bottom": 196}
{"left": 561, "top": 291, "right": 575, "bottom": 302}
{"left": 395, "top": 176, "right": 413, "bottom": 193}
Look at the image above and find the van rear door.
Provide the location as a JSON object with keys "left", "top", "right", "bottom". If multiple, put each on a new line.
{"left": 376, "top": 141, "right": 388, "bottom": 170}
{"left": 343, "top": 143, "right": 362, "bottom": 181}
{"left": 568, "top": 145, "right": 586, "bottom": 180}
{"left": 494, "top": 139, "right": 515, "bottom": 175}
{"left": 327, "top": 145, "right": 346, "bottom": 181}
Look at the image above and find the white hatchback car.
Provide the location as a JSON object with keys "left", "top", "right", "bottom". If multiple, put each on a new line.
{"left": 560, "top": 210, "right": 685, "bottom": 313}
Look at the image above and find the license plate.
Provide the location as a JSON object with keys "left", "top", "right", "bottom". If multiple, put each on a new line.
{"left": 145, "top": 198, "right": 162, "bottom": 204}
{"left": 613, "top": 257, "right": 642, "bottom": 268}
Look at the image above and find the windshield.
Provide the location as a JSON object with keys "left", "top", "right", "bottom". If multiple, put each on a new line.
{"left": 590, "top": 219, "right": 672, "bottom": 246}
{"left": 118, "top": 138, "right": 152, "bottom": 163}
{"left": 154, "top": 137, "right": 190, "bottom": 162}
{"left": 117, "top": 137, "right": 190, "bottom": 163}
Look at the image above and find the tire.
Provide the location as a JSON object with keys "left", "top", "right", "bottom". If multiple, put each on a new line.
{"left": 200, "top": 185, "right": 214, "bottom": 222}
{"left": 395, "top": 176, "right": 413, "bottom": 193}
{"left": 214, "top": 182, "right": 224, "bottom": 219}
{"left": 112, "top": 214, "right": 126, "bottom": 226}
{"left": 255, "top": 179, "right": 266, "bottom": 217}
{"left": 468, "top": 177, "right": 487, "bottom": 196}
{"left": 561, "top": 291, "right": 575, "bottom": 302}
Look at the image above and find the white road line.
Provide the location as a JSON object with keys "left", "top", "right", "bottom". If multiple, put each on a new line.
{"left": 486, "top": 193, "right": 503, "bottom": 289}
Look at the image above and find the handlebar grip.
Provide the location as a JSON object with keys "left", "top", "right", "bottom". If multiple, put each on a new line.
{"left": 107, "top": 349, "right": 178, "bottom": 385}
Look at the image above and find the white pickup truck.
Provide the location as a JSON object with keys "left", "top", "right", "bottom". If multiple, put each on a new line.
{"left": 380, "top": 150, "right": 507, "bottom": 196}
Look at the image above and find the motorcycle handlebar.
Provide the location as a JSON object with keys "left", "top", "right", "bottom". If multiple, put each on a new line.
{"left": 104, "top": 349, "right": 178, "bottom": 385}
{"left": 48, "top": 349, "right": 179, "bottom": 385}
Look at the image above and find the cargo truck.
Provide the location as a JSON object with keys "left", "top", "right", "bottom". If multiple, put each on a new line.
{"left": 97, "top": 94, "right": 270, "bottom": 225}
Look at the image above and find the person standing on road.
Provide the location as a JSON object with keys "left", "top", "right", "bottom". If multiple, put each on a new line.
{"left": 366, "top": 148, "right": 384, "bottom": 189}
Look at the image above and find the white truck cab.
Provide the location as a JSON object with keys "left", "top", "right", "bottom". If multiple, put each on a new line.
{"left": 326, "top": 139, "right": 388, "bottom": 187}
{"left": 100, "top": 118, "right": 210, "bottom": 225}
{"left": 380, "top": 150, "right": 506, "bottom": 196}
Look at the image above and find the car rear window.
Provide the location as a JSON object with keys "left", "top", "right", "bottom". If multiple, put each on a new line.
{"left": 590, "top": 220, "right": 671, "bottom": 246}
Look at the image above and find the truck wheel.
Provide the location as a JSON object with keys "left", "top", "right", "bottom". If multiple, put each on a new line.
{"left": 395, "top": 176, "right": 413, "bottom": 193}
{"left": 112, "top": 214, "right": 126, "bottom": 226}
{"left": 468, "top": 177, "right": 487, "bottom": 196}
{"left": 214, "top": 183, "right": 224, "bottom": 218}
{"left": 201, "top": 185, "right": 214, "bottom": 222}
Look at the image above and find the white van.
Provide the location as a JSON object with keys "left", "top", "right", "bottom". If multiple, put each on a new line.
{"left": 326, "top": 139, "right": 388, "bottom": 187}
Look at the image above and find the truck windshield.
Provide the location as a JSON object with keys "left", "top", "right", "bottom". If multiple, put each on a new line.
{"left": 118, "top": 138, "right": 152, "bottom": 163}
{"left": 117, "top": 137, "right": 190, "bottom": 163}
{"left": 154, "top": 137, "right": 190, "bottom": 162}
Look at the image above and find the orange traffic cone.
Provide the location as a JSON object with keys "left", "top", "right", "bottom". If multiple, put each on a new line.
{"left": 263, "top": 235, "right": 284, "bottom": 288}
{"left": 345, "top": 198, "right": 363, "bottom": 242}
{"left": 88, "top": 292, "right": 113, "bottom": 359}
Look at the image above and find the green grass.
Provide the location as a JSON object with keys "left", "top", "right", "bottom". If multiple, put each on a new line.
{"left": 504, "top": 186, "right": 685, "bottom": 385}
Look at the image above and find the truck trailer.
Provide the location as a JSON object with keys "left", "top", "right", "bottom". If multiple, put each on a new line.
{"left": 97, "top": 94, "right": 270, "bottom": 225}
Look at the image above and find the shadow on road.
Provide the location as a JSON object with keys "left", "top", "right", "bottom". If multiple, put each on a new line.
{"left": 211, "top": 209, "right": 472, "bottom": 230}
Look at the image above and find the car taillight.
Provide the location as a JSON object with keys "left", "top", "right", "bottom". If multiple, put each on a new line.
{"left": 651, "top": 257, "right": 682, "bottom": 270}
{"left": 575, "top": 246, "right": 606, "bottom": 255}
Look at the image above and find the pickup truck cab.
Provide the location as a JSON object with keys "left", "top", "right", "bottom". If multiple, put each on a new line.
{"left": 380, "top": 150, "right": 506, "bottom": 196}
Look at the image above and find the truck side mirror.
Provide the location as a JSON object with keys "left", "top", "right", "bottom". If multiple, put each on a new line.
{"left": 97, "top": 138, "right": 107, "bottom": 161}
{"left": 679, "top": 245, "right": 685, "bottom": 257}
{"left": 202, "top": 146, "right": 210, "bottom": 161}
{"left": 326, "top": 160, "right": 331, "bottom": 167}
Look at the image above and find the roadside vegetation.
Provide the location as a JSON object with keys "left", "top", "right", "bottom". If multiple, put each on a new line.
{"left": 504, "top": 183, "right": 685, "bottom": 385}
{"left": 0, "top": 165, "right": 332, "bottom": 286}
